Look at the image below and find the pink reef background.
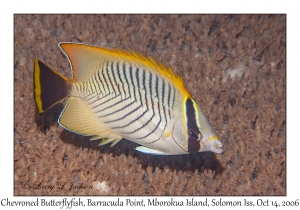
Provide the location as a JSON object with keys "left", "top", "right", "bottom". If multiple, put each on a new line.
{"left": 14, "top": 15, "right": 286, "bottom": 195}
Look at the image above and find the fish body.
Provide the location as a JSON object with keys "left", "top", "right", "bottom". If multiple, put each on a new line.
{"left": 34, "top": 43, "right": 222, "bottom": 155}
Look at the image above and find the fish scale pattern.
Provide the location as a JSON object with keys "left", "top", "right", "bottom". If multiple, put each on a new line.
{"left": 71, "top": 59, "right": 177, "bottom": 144}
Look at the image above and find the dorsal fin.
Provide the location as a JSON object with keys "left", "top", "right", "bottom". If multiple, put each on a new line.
{"left": 59, "top": 43, "right": 106, "bottom": 82}
{"left": 59, "top": 42, "right": 190, "bottom": 96}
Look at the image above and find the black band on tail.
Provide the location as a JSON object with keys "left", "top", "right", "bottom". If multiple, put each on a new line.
{"left": 34, "top": 59, "right": 70, "bottom": 112}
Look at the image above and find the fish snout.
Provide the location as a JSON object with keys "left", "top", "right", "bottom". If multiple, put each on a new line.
{"left": 200, "top": 136, "right": 223, "bottom": 154}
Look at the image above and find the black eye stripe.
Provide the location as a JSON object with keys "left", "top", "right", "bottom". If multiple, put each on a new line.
{"left": 185, "top": 98, "right": 201, "bottom": 153}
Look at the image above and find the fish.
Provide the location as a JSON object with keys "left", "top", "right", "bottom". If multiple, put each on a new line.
{"left": 33, "top": 43, "right": 222, "bottom": 155}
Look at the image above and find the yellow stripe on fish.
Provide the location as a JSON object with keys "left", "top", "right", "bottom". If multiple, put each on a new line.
{"left": 33, "top": 43, "right": 223, "bottom": 155}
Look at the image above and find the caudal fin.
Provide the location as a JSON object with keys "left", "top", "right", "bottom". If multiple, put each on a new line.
{"left": 33, "top": 59, "right": 71, "bottom": 113}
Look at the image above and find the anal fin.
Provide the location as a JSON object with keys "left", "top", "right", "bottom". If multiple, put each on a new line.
{"left": 110, "top": 139, "right": 122, "bottom": 147}
{"left": 59, "top": 97, "right": 122, "bottom": 141}
{"left": 91, "top": 136, "right": 122, "bottom": 147}
{"left": 90, "top": 135, "right": 102, "bottom": 141}
{"left": 98, "top": 138, "right": 122, "bottom": 147}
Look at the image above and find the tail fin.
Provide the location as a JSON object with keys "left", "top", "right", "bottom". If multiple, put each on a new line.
{"left": 33, "top": 59, "right": 71, "bottom": 113}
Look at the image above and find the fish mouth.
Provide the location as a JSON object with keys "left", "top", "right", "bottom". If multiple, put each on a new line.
{"left": 200, "top": 138, "right": 223, "bottom": 154}
{"left": 212, "top": 139, "right": 223, "bottom": 154}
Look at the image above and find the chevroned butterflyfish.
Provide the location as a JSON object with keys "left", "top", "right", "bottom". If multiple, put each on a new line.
{"left": 34, "top": 43, "right": 223, "bottom": 155}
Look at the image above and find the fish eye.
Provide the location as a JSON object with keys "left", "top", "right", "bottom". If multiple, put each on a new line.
{"left": 191, "top": 131, "right": 198, "bottom": 139}
{"left": 188, "top": 128, "right": 202, "bottom": 141}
